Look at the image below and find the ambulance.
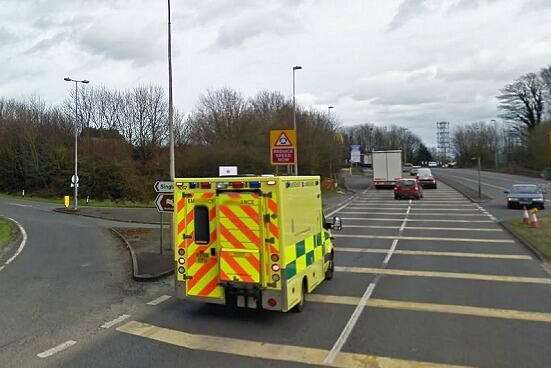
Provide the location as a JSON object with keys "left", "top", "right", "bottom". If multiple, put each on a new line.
{"left": 173, "top": 176, "right": 342, "bottom": 312}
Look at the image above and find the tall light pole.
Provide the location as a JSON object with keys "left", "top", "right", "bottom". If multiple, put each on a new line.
{"left": 491, "top": 119, "right": 498, "bottom": 170}
{"left": 167, "top": 0, "right": 175, "bottom": 181}
{"left": 328, "top": 106, "right": 334, "bottom": 116}
{"left": 64, "top": 77, "right": 89, "bottom": 210}
{"left": 292, "top": 65, "right": 302, "bottom": 176}
{"left": 472, "top": 156, "right": 482, "bottom": 200}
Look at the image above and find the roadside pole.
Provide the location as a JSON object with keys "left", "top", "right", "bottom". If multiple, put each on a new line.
{"left": 477, "top": 156, "right": 482, "bottom": 200}
{"left": 160, "top": 212, "right": 163, "bottom": 255}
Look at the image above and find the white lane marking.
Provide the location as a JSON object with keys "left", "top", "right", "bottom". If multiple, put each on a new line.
{"left": 339, "top": 211, "right": 486, "bottom": 217}
{"left": 8, "top": 203, "right": 33, "bottom": 208}
{"left": 37, "top": 340, "right": 77, "bottom": 358}
{"left": 336, "top": 234, "right": 515, "bottom": 243}
{"left": 1, "top": 217, "right": 28, "bottom": 270}
{"left": 100, "top": 314, "right": 131, "bottom": 329}
{"left": 147, "top": 295, "right": 172, "bottom": 306}
{"left": 340, "top": 217, "right": 494, "bottom": 223}
{"left": 323, "top": 282, "right": 376, "bottom": 364}
{"left": 349, "top": 207, "right": 480, "bottom": 211}
{"left": 382, "top": 239, "right": 399, "bottom": 265}
{"left": 343, "top": 225, "right": 502, "bottom": 232}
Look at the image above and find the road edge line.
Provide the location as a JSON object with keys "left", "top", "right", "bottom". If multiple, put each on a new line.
{"left": 1, "top": 217, "right": 28, "bottom": 271}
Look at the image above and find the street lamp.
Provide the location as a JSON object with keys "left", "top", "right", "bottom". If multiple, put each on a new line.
{"left": 292, "top": 65, "right": 302, "bottom": 176}
{"left": 328, "top": 106, "right": 334, "bottom": 116}
{"left": 167, "top": 0, "right": 175, "bottom": 181}
{"left": 491, "top": 119, "right": 498, "bottom": 170}
{"left": 64, "top": 77, "right": 89, "bottom": 210}
{"left": 471, "top": 156, "right": 482, "bottom": 200}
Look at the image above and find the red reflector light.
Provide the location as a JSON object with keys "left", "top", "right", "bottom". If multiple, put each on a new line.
{"left": 267, "top": 298, "right": 277, "bottom": 307}
{"left": 200, "top": 182, "right": 211, "bottom": 189}
{"left": 231, "top": 181, "right": 245, "bottom": 188}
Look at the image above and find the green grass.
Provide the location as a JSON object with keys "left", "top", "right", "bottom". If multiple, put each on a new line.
{"left": 0, "top": 217, "right": 14, "bottom": 248}
{"left": 0, "top": 192, "right": 153, "bottom": 208}
{"left": 504, "top": 215, "right": 551, "bottom": 259}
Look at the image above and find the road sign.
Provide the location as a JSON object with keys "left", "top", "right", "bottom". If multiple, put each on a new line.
{"left": 350, "top": 145, "right": 361, "bottom": 163}
{"left": 270, "top": 129, "right": 297, "bottom": 165}
{"left": 71, "top": 175, "right": 79, "bottom": 184}
{"left": 219, "top": 166, "right": 238, "bottom": 177}
{"left": 155, "top": 193, "right": 174, "bottom": 213}
{"left": 154, "top": 181, "right": 174, "bottom": 193}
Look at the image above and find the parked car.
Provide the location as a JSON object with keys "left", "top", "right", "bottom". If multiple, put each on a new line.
{"left": 410, "top": 166, "right": 421, "bottom": 176}
{"left": 504, "top": 184, "right": 546, "bottom": 209}
{"left": 416, "top": 168, "right": 437, "bottom": 189}
{"left": 403, "top": 163, "right": 413, "bottom": 173}
{"left": 394, "top": 178, "right": 423, "bottom": 200}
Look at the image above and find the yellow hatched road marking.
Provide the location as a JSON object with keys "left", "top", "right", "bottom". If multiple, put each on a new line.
{"left": 305, "top": 295, "right": 551, "bottom": 324}
{"left": 335, "top": 266, "right": 551, "bottom": 284}
{"left": 336, "top": 247, "right": 532, "bottom": 260}
{"left": 117, "top": 321, "right": 472, "bottom": 368}
{"left": 343, "top": 225, "right": 502, "bottom": 232}
{"left": 336, "top": 234, "right": 514, "bottom": 243}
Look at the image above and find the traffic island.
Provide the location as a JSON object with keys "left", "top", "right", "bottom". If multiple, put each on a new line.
{"left": 111, "top": 227, "right": 173, "bottom": 280}
{"left": 502, "top": 215, "right": 551, "bottom": 260}
{"left": 55, "top": 206, "right": 160, "bottom": 224}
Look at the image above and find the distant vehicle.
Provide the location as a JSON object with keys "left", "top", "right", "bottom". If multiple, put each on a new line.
{"left": 394, "top": 178, "right": 423, "bottom": 200}
{"left": 504, "top": 184, "right": 546, "bottom": 210}
{"left": 410, "top": 166, "right": 421, "bottom": 176}
{"left": 372, "top": 150, "right": 402, "bottom": 189}
{"left": 416, "top": 168, "right": 437, "bottom": 189}
{"left": 428, "top": 161, "right": 438, "bottom": 167}
{"left": 403, "top": 163, "right": 413, "bottom": 173}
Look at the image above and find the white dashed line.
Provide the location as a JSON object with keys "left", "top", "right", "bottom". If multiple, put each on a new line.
{"left": 37, "top": 340, "right": 77, "bottom": 358}
{"left": 101, "top": 314, "right": 131, "bottom": 329}
{"left": 147, "top": 295, "right": 172, "bottom": 306}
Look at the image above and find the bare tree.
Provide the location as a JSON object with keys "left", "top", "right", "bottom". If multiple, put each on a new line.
{"left": 497, "top": 73, "right": 545, "bottom": 132}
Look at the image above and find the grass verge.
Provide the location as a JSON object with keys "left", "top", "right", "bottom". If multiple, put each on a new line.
{"left": 0, "top": 193, "right": 153, "bottom": 208}
{"left": 0, "top": 217, "right": 14, "bottom": 249}
{"left": 503, "top": 215, "right": 551, "bottom": 259}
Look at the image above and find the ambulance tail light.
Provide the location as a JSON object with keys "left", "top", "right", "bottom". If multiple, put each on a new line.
{"left": 271, "top": 264, "right": 280, "bottom": 272}
{"left": 267, "top": 298, "right": 277, "bottom": 307}
{"left": 271, "top": 254, "right": 279, "bottom": 262}
{"left": 231, "top": 181, "right": 245, "bottom": 188}
{"left": 189, "top": 182, "right": 197, "bottom": 189}
{"left": 267, "top": 180, "right": 276, "bottom": 185}
{"left": 249, "top": 181, "right": 261, "bottom": 189}
{"left": 216, "top": 182, "right": 229, "bottom": 189}
{"left": 200, "top": 182, "right": 211, "bottom": 189}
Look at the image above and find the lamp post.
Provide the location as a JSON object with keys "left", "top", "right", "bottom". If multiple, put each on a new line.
{"left": 471, "top": 156, "right": 482, "bottom": 200}
{"left": 328, "top": 106, "right": 334, "bottom": 116}
{"left": 167, "top": 0, "right": 175, "bottom": 181}
{"left": 491, "top": 119, "right": 498, "bottom": 170}
{"left": 292, "top": 65, "right": 302, "bottom": 176}
{"left": 64, "top": 77, "right": 89, "bottom": 210}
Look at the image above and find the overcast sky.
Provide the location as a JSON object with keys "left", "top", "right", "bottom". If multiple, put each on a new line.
{"left": 1, "top": 0, "right": 550, "bottom": 145}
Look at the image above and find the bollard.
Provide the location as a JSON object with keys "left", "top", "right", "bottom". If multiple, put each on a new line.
{"left": 522, "top": 206, "right": 530, "bottom": 224}
{"left": 64, "top": 196, "right": 70, "bottom": 208}
{"left": 530, "top": 209, "right": 540, "bottom": 229}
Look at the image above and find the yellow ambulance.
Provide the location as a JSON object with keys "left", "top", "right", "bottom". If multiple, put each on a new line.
{"left": 173, "top": 176, "right": 342, "bottom": 312}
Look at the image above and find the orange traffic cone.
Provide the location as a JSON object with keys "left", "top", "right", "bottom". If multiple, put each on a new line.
{"left": 530, "top": 210, "right": 540, "bottom": 229}
{"left": 522, "top": 206, "right": 530, "bottom": 224}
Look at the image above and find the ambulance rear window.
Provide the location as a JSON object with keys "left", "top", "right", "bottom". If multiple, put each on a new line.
{"left": 194, "top": 206, "right": 210, "bottom": 244}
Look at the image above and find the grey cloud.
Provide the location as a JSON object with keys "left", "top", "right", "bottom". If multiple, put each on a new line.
{"left": 77, "top": 22, "right": 163, "bottom": 67}
{"left": 0, "top": 27, "right": 18, "bottom": 46}
{"left": 387, "top": 0, "right": 428, "bottom": 32}
{"left": 522, "top": 0, "right": 551, "bottom": 11}
{"left": 24, "top": 32, "right": 70, "bottom": 54}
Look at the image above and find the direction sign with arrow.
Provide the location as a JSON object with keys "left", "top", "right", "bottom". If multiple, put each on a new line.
{"left": 154, "top": 181, "right": 174, "bottom": 193}
{"left": 155, "top": 193, "right": 174, "bottom": 213}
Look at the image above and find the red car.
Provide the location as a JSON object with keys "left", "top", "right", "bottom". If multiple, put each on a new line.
{"left": 394, "top": 178, "right": 423, "bottom": 200}
{"left": 416, "top": 168, "right": 437, "bottom": 189}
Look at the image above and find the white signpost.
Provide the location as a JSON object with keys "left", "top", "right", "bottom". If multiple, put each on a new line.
{"left": 154, "top": 181, "right": 174, "bottom": 193}
{"left": 70, "top": 175, "right": 79, "bottom": 188}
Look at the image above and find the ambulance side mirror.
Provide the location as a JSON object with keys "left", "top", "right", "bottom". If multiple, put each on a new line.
{"left": 331, "top": 216, "right": 342, "bottom": 231}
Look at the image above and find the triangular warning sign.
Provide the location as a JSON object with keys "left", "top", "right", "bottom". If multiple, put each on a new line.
{"left": 275, "top": 132, "right": 292, "bottom": 146}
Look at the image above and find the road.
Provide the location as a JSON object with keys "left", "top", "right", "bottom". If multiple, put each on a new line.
{"left": 2, "top": 181, "right": 549, "bottom": 367}
{"left": 433, "top": 168, "right": 549, "bottom": 221}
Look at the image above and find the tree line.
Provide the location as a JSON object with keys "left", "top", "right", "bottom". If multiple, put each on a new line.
{"left": 452, "top": 64, "right": 551, "bottom": 171}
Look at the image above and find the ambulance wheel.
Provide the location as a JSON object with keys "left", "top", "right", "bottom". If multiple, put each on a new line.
{"left": 325, "top": 252, "right": 334, "bottom": 280}
{"left": 293, "top": 279, "right": 307, "bottom": 313}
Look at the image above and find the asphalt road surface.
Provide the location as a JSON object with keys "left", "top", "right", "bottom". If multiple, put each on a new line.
{"left": 3, "top": 182, "right": 550, "bottom": 368}
{"left": 433, "top": 168, "right": 549, "bottom": 221}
